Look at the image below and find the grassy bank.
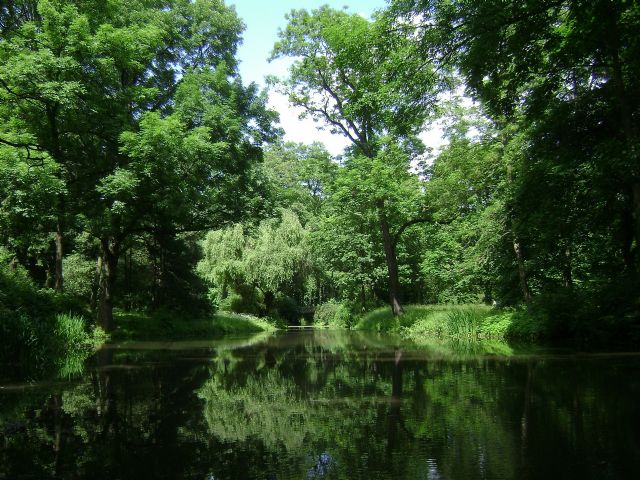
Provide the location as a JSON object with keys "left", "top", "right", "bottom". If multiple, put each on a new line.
{"left": 355, "top": 304, "right": 545, "bottom": 341}
{"left": 112, "top": 310, "right": 277, "bottom": 341}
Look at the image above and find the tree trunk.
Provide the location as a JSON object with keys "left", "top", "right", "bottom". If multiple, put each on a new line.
{"left": 506, "top": 162, "right": 532, "bottom": 304}
{"left": 609, "top": 24, "right": 639, "bottom": 269}
{"left": 99, "top": 239, "right": 119, "bottom": 332}
{"left": 386, "top": 350, "right": 403, "bottom": 459}
{"left": 45, "top": 257, "right": 54, "bottom": 289}
{"left": 90, "top": 256, "right": 102, "bottom": 314}
{"left": 52, "top": 393, "right": 63, "bottom": 476}
{"left": 512, "top": 233, "right": 532, "bottom": 304}
{"left": 521, "top": 360, "right": 532, "bottom": 460}
{"left": 47, "top": 101, "right": 65, "bottom": 292}
{"left": 125, "top": 248, "right": 132, "bottom": 310}
{"left": 54, "top": 217, "right": 64, "bottom": 292}
{"left": 563, "top": 244, "right": 573, "bottom": 289}
{"left": 633, "top": 182, "right": 640, "bottom": 264}
{"left": 377, "top": 199, "right": 404, "bottom": 316}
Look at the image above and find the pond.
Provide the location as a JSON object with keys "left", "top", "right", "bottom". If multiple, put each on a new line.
{"left": 1, "top": 330, "right": 639, "bottom": 479}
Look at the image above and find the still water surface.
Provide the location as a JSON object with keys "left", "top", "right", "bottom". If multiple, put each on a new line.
{"left": 1, "top": 330, "right": 639, "bottom": 479}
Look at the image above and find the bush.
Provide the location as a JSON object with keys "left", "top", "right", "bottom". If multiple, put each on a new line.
{"left": 275, "top": 294, "right": 300, "bottom": 325}
{"left": 63, "top": 253, "right": 96, "bottom": 301}
{"left": 218, "top": 285, "right": 262, "bottom": 316}
{"left": 314, "top": 300, "right": 352, "bottom": 328}
{"left": 53, "top": 313, "right": 87, "bottom": 346}
{"left": 0, "top": 258, "right": 104, "bottom": 378}
{"left": 354, "top": 303, "right": 569, "bottom": 341}
{"left": 481, "top": 309, "right": 547, "bottom": 340}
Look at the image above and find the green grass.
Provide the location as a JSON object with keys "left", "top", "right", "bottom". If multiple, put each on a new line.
{"left": 356, "top": 304, "right": 488, "bottom": 334}
{"left": 112, "top": 310, "right": 277, "bottom": 341}
{"left": 355, "top": 304, "right": 545, "bottom": 341}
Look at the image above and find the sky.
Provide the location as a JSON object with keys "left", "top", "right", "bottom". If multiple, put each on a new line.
{"left": 230, "top": 0, "right": 446, "bottom": 156}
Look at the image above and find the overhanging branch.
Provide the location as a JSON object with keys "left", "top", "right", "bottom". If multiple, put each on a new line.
{"left": 392, "top": 215, "right": 452, "bottom": 248}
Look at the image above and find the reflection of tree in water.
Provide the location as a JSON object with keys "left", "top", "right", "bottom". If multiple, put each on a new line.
{"left": 415, "top": 360, "right": 520, "bottom": 479}
{"left": 199, "top": 371, "right": 310, "bottom": 452}
{"left": 307, "top": 452, "right": 334, "bottom": 478}
{"left": 2, "top": 336, "right": 640, "bottom": 479}
{"left": 199, "top": 341, "right": 509, "bottom": 478}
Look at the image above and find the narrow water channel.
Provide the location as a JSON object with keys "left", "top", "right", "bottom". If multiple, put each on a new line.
{"left": 1, "top": 330, "right": 639, "bottom": 479}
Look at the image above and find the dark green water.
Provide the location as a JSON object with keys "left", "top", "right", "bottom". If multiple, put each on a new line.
{"left": 1, "top": 330, "right": 639, "bottom": 479}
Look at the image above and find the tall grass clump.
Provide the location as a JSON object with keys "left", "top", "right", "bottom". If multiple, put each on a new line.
{"left": 357, "top": 304, "right": 500, "bottom": 340}
{"left": 54, "top": 313, "right": 107, "bottom": 349}
{"left": 445, "top": 308, "right": 487, "bottom": 338}
{"left": 53, "top": 313, "right": 87, "bottom": 346}
{"left": 355, "top": 305, "right": 450, "bottom": 332}
{"left": 355, "top": 302, "right": 559, "bottom": 342}
{"left": 0, "top": 255, "right": 105, "bottom": 378}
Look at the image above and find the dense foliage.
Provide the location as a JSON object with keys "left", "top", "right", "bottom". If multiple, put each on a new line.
{"left": 0, "top": 248, "right": 104, "bottom": 377}
{"left": 0, "top": 0, "right": 276, "bottom": 332}
{"left": 1, "top": 0, "right": 639, "bottom": 347}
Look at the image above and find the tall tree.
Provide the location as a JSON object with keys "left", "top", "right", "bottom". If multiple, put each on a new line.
{"left": 391, "top": 0, "right": 640, "bottom": 276}
{"left": 0, "top": 0, "right": 278, "bottom": 329}
{"left": 271, "top": 6, "right": 440, "bottom": 314}
{"left": 0, "top": 0, "right": 98, "bottom": 290}
{"left": 314, "top": 146, "right": 428, "bottom": 310}
{"left": 261, "top": 142, "right": 337, "bottom": 222}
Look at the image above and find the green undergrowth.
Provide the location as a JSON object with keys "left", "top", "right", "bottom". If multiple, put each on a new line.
{"left": 112, "top": 310, "right": 277, "bottom": 341}
{"left": 356, "top": 304, "right": 546, "bottom": 341}
{"left": 312, "top": 300, "right": 353, "bottom": 328}
{"left": 1, "top": 257, "right": 106, "bottom": 379}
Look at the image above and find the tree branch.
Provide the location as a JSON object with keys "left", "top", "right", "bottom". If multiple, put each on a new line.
{"left": 315, "top": 68, "right": 374, "bottom": 156}
{"left": 392, "top": 215, "right": 452, "bottom": 248}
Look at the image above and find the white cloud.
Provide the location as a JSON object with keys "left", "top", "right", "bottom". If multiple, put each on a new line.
{"left": 419, "top": 123, "right": 448, "bottom": 154}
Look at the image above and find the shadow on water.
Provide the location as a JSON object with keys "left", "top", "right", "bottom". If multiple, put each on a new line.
{"left": 1, "top": 330, "right": 640, "bottom": 479}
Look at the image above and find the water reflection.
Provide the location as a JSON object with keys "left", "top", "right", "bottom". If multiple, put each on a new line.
{"left": 1, "top": 331, "right": 639, "bottom": 479}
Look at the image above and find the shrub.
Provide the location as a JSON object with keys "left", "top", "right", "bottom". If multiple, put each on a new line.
{"left": 53, "top": 313, "right": 97, "bottom": 350}
{"left": 445, "top": 308, "right": 486, "bottom": 338}
{"left": 218, "top": 285, "right": 262, "bottom": 316}
{"left": 314, "top": 300, "right": 352, "bottom": 328}
{"left": 63, "top": 253, "right": 96, "bottom": 301}
{"left": 0, "top": 258, "right": 104, "bottom": 378}
{"left": 275, "top": 295, "right": 300, "bottom": 325}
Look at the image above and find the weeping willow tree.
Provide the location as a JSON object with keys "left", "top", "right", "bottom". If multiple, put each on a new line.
{"left": 197, "top": 209, "right": 319, "bottom": 318}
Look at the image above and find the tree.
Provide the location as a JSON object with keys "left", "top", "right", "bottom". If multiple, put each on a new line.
{"left": 314, "top": 145, "right": 428, "bottom": 311}
{"left": 391, "top": 0, "right": 640, "bottom": 276}
{"left": 271, "top": 6, "right": 440, "bottom": 314}
{"left": 0, "top": 144, "right": 65, "bottom": 283}
{"left": 198, "top": 209, "right": 315, "bottom": 319}
{"left": 0, "top": 0, "right": 97, "bottom": 290}
{"left": 261, "top": 141, "right": 337, "bottom": 222}
{"left": 90, "top": 67, "right": 275, "bottom": 329}
{"left": 0, "top": 1, "right": 278, "bottom": 330}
